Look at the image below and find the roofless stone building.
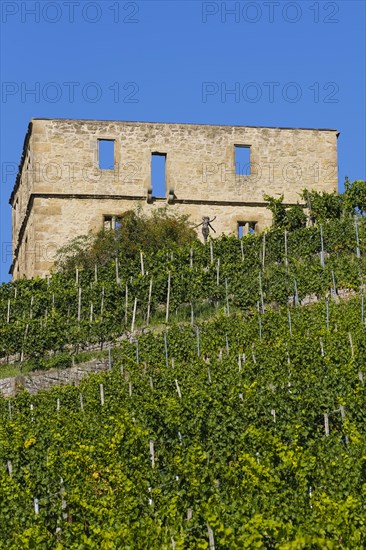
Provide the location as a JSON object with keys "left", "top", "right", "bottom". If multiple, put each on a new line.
{"left": 10, "top": 118, "right": 338, "bottom": 279}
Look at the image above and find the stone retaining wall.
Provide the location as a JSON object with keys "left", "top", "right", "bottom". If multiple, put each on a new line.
{"left": 0, "top": 358, "right": 109, "bottom": 398}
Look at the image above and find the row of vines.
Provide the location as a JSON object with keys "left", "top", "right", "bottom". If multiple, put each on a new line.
{"left": 0, "top": 218, "right": 365, "bottom": 364}
{"left": 0, "top": 297, "right": 366, "bottom": 548}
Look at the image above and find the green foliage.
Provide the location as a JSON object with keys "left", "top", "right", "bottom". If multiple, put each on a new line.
{"left": 301, "top": 189, "right": 344, "bottom": 224}
{"left": 0, "top": 298, "right": 366, "bottom": 547}
{"left": 344, "top": 178, "right": 366, "bottom": 216}
{"left": 55, "top": 208, "right": 198, "bottom": 272}
{"left": 0, "top": 210, "right": 366, "bottom": 546}
{"left": 0, "top": 217, "right": 366, "bottom": 363}
{"left": 264, "top": 195, "right": 306, "bottom": 230}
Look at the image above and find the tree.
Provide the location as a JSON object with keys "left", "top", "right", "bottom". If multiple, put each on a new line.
{"left": 55, "top": 208, "right": 198, "bottom": 272}
{"left": 344, "top": 178, "right": 366, "bottom": 216}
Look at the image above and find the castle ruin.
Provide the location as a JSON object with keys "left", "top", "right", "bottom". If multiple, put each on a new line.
{"left": 10, "top": 119, "right": 339, "bottom": 279}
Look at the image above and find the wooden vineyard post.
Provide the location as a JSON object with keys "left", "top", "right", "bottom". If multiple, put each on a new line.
{"left": 100, "top": 286, "right": 105, "bottom": 318}
{"left": 77, "top": 287, "right": 82, "bottom": 323}
{"left": 131, "top": 298, "right": 137, "bottom": 333}
{"left": 324, "top": 413, "right": 329, "bottom": 436}
{"left": 355, "top": 216, "right": 361, "bottom": 259}
{"left": 190, "top": 247, "right": 193, "bottom": 269}
{"left": 349, "top": 332, "right": 354, "bottom": 357}
{"left": 115, "top": 256, "right": 120, "bottom": 284}
{"left": 262, "top": 233, "right": 266, "bottom": 269}
{"left": 7, "top": 299, "right": 10, "bottom": 323}
{"left": 207, "top": 525, "right": 215, "bottom": 550}
{"left": 60, "top": 478, "right": 68, "bottom": 523}
{"left": 320, "top": 224, "right": 325, "bottom": 267}
{"left": 294, "top": 279, "right": 299, "bottom": 306}
{"left": 147, "top": 279, "right": 153, "bottom": 325}
{"left": 225, "top": 278, "right": 230, "bottom": 316}
{"left": 164, "top": 332, "right": 168, "bottom": 367}
{"left": 259, "top": 272, "right": 264, "bottom": 313}
{"left": 149, "top": 440, "right": 155, "bottom": 467}
{"left": 175, "top": 379, "right": 182, "bottom": 399}
{"left": 258, "top": 315, "right": 262, "bottom": 342}
{"left": 216, "top": 258, "right": 220, "bottom": 286}
{"left": 166, "top": 272, "right": 171, "bottom": 323}
{"left": 210, "top": 240, "right": 214, "bottom": 264}
{"left": 196, "top": 326, "right": 200, "bottom": 357}
{"left": 284, "top": 230, "right": 288, "bottom": 268}
{"left": 125, "top": 282, "right": 128, "bottom": 325}
{"left": 240, "top": 239, "right": 244, "bottom": 262}
{"left": 140, "top": 251, "right": 145, "bottom": 276}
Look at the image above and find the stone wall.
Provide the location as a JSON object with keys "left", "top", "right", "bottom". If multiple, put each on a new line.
{"left": 0, "top": 358, "right": 109, "bottom": 398}
{"left": 10, "top": 119, "right": 338, "bottom": 279}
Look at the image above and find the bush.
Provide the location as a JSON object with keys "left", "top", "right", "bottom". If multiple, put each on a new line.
{"left": 55, "top": 208, "right": 198, "bottom": 272}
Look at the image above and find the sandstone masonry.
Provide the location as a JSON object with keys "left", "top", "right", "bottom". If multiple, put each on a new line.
{"left": 10, "top": 119, "right": 338, "bottom": 279}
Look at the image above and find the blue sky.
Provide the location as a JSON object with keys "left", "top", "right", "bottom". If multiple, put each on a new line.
{"left": 0, "top": 0, "right": 365, "bottom": 282}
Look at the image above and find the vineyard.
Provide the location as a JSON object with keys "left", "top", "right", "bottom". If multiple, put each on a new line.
{"left": 0, "top": 215, "right": 366, "bottom": 548}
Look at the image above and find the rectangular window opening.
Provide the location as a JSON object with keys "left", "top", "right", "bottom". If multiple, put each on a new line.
{"left": 238, "top": 221, "right": 257, "bottom": 237}
{"left": 98, "top": 139, "right": 115, "bottom": 170}
{"left": 235, "top": 145, "right": 250, "bottom": 176}
{"left": 104, "top": 215, "right": 122, "bottom": 230}
{"left": 151, "top": 153, "right": 167, "bottom": 198}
